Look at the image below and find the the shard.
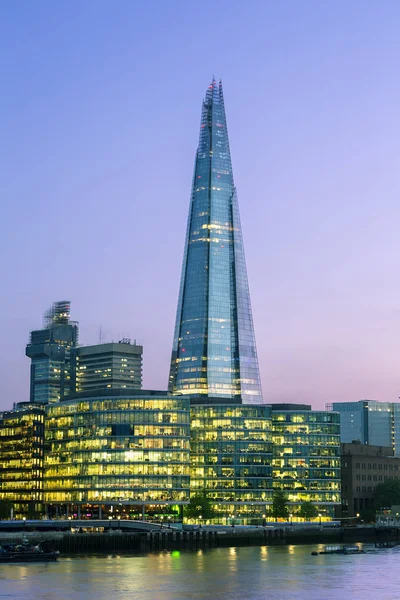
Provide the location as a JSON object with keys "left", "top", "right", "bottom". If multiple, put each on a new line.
{"left": 169, "top": 79, "right": 263, "bottom": 404}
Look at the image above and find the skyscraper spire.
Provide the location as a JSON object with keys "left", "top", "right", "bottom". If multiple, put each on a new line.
{"left": 169, "top": 79, "right": 263, "bottom": 404}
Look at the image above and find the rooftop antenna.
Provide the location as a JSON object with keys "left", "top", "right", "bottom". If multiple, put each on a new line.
{"left": 99, "top": 325, "right": 103, "bottom": 345}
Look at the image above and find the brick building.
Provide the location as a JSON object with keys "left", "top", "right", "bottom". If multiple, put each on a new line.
{"left": 340, "top": 441, "right": 400, "bottom": 518}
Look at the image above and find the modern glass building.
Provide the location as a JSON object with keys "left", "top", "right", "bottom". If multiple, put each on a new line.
{"left": 190, "top": 403, "right": 272, "bottom": 521}
{"left": 26, "top": 301, "right": 79, "bottom": 403}
{"left": 43, "top": 390, "right": 190, "bottom": 519}
{"left": 70, "top": 340, "right": 143, "bottom": 393}
{"left": 0, "top": 404, "right": 45, "bottom": 518}
{"left": 169, "top": 79, "right": 262, "bottom": 404}
{"left": 332, "top": 400, "right": 400, "bottom": 456}
{"left": 271, "top": 405, "right": 341, "bottom": 518}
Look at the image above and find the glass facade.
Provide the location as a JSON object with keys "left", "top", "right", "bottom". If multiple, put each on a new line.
{"left": 332, "top": 400, "right": 400, "bottom": 457}
{"left": 26, "top": 301, "right": 79, "bottom": 403}
{"left": 169, "top": 79, "right": 262, "bottom": 403}
{"left": 271, "top": 407, "right": 341, "bottom": 517}
{"left": 0, "top": 405, "right": 45, "bottom": 518}
{"left": 70, "top": 342, "right": 143, "bottom": 393}
{"left": 44, "top": 393, "right": 190, "bottom": 509}
{"left": 190, "top": 404, "right": 272, "bottom": 520}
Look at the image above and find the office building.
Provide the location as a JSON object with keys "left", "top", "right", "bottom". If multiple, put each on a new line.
{"left": 190, "top": 403, "right": 272, "bottom": 521}
{"left": 43, "top": 390, "right": 190, "bottom": 519}
{"left": 332, "top": 401, "right": 400, "bottom": 456}
{"left": 271, "top": 404, "right": 341, "bottom": 518}
{"left": 169, "top": 78, "right": 262, "bottom": 404}
{"left": 70, "top": 340, "right": 143, "bottom": 394}
{"left": 339, "top": 442, "right": 400, "bottom": 518}
{"left": 26, "top": 301, "right": 79, "bottom": 403}
{"left": 0, "top": 404, "right": 45, "bottom": 518}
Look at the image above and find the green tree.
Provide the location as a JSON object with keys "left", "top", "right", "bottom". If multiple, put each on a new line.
{"left": 374, "top": 479, "right": 400, "bottom": 510}
{"left": 0, "top": 500, "right": 12, "bottom": 520}
{"left": 359, "top": 508, "right": 376, "bottom": 523}
{"left": 298, "top": 501, "right": 318, "bottom": 521}
{"left": 272, "top": 491, "right": 289, "bottom": 519}
{"left": 184, "top": 491, "right": 216, "bottom": 520}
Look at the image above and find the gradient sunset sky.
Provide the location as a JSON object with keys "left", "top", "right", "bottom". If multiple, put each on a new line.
{"left": 2, "top": 1, "right": 400, "bottom": 410}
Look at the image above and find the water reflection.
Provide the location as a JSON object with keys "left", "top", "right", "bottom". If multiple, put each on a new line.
{"left": 0, "top": 545, "right": 399, "bottom": 600}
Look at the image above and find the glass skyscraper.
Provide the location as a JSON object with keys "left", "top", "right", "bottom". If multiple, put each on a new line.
{"left": 26, "top": 301, "right": 79, "bottom": 403}
{"left": 169, "top": 79, "right": 263, "bottom": 403}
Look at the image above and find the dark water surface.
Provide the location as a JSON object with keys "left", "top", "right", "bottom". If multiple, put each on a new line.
{"left": 1, "top": 544, "right": 397, "bottom": 600}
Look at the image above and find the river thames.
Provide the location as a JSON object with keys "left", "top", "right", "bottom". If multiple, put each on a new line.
{"left": 1, "top": 544, "right": 397, "bottom": 600}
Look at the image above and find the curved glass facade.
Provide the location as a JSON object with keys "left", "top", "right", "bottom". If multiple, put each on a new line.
{"left": 169, "top": 79, "right": 262, "bottom": 403}
{"left": 271, "top": 408, "right": 341, "bottom": 516}
{"left": 190, "top": 404, "right": 272, "bottom": 519}
{"left": 44, "top": 394, "right": 190, "bottom": 507}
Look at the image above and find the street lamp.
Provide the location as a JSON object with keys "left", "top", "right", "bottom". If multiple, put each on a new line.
{"left": 22, "top": 516, "right": 26, "bottom": 531}
{"left": 262, "top": 513, "right": 266, "bottom": 527}
{"left": 108, "top": 515, "right": 112, "bottom": 531}
{"left": 230, "top": 514, "right": 235, "bottom": 528}
{"left": 167, "top": 515, "right": 171, "bottom": 529}
{"left": 160, "top": 515, "right": 164, "bottom": 529}
{"left": 289, "top": 513, "right": 293, "bottom": 527}
{"left": 117, "top": 515, "right": 121, "bottom": 530}
{"left": 199, "top": 515, "right": 202, "bottom": 529}
{"left": 318, "top": 513, "right": 322, "bottom": 530}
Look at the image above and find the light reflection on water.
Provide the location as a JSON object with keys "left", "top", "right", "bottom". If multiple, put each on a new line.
{"left": 0, "top": 544, "right": 399, "bottom": 600}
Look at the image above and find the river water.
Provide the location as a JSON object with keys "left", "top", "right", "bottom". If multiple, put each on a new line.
{"left": 1, "top": 544, "right": 397, "bottom": 600}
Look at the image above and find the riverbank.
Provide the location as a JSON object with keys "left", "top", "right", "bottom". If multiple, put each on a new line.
{"left": 0, "top": 525, "right": 397, "bottom": 554}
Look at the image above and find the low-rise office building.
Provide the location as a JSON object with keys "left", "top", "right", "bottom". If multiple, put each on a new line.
{"left": 339, "top": 441, "right": 400, "bottom": 518}
{"left": 44, "top": 390, "right": 190, "bottom": 519}
{"left": 0, "top": 404, "right": 45, "bottom": 518}
{"left": 0, "top": 394, "right": 341, "bottom": 522}
{"left": 271, "top": 404, "right": 341, "bottom": 519}
{"left": 190, "top": 402, "right": 273, "bottom": 522}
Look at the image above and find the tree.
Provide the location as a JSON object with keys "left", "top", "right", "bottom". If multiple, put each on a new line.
{"left": 359, "top": 508, "right": 376, "bottom": 523}
{"left": 374, "top": 479, "right": 400, "bottom": 510}
{"left": 0, "top": 500, "right": 12, "bottom": 520}
{"left": 298, "top": 501, "right": 318, "bottom": 521}
{"left": 272, "top": 491, "right": 289, "bottom": 519}
{"left": 184, "top": 491, "right": 216, "bottom": 520}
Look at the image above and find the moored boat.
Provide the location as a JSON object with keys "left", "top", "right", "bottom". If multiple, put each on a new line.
{"left": 312, "top": 545, "right": 364, "bottom": 555}
{"left": 0, "top": 542, "right": 59, "bottom": 562}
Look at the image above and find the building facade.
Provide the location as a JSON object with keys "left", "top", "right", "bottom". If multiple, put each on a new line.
{"left": 271, "top": 404, "right": 341, "bottom": 518}
{"left": 43, "top": 390, "right": 190, "bottom": 519}
{"left": 339, "top": 442, "right": 400, "bottom": 518}
{"left": 332, "top": 401, "right": 400, "bottom": 456}
{"left": 0, "top": 404, "right": 45, "bottom": 518}
{"left": 169, "top": 78, "right": 262, "bottom": 404}
{"left": 70, "top": 340, "right": 143, "bottom": 394}
{"left": 190, "top": 403, "right": 272, "bottom": 522}
{"left": 26, "top": 301, "right": 79, "bottom": 403}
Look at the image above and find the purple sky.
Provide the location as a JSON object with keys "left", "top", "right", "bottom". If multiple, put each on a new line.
{"left": 2, "top": 1, "right": 400, "bottom": 410}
